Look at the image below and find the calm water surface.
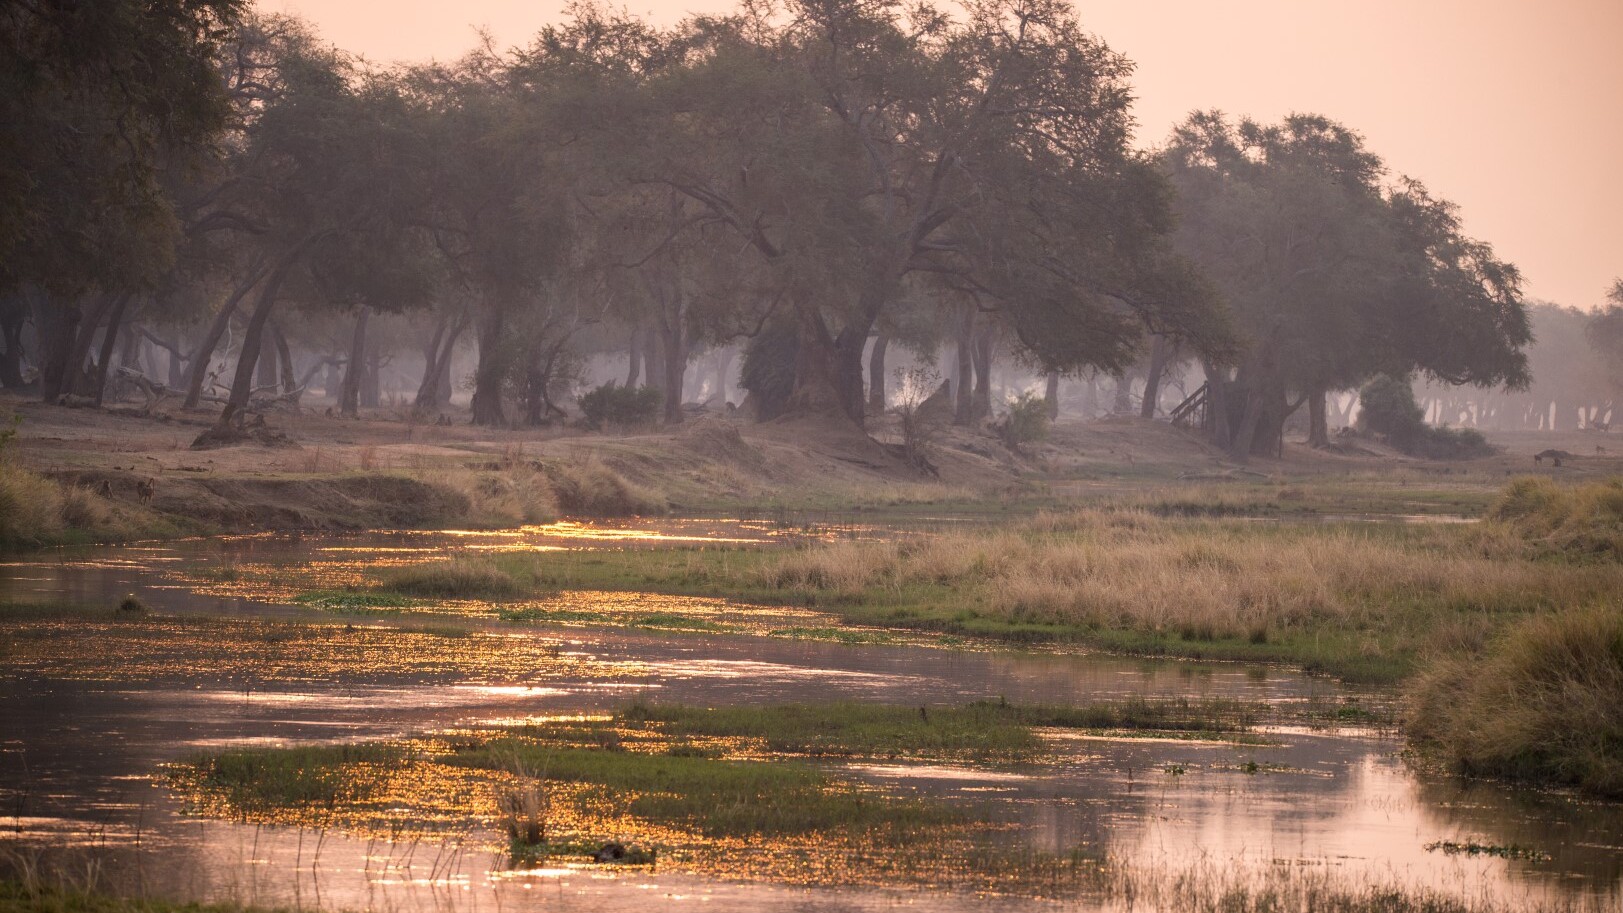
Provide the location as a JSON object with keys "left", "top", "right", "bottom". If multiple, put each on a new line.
{"left": 1, "top": 523, "right": 1619, "bottom": 911}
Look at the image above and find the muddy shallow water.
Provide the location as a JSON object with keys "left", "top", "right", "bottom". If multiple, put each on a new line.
{"left": 2, "top": 522, "right": 1620, "bottom": 911}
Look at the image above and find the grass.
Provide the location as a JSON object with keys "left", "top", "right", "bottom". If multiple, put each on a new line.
{"left": 176, "top": 742, "right": 405, "bottom": 815}
{"left": 449, "top": 742, "right": 957, "bottom": 838}
{"left": 612, "top": 698, "right": 1258, "bottom": 759}
{"left": 1408, "top": 604, "right": 1623, "bottom": 798}
{"left": 0, "top": 461, "right": 173, "bottom": 550}
{"left": 379, "top": 558, "right": 525, "bottom": 599}
{"left": 0, "top": 882, "right": 286, "bottom": 913}
{"left": 352, "top": 484, "right": 1620, "bottom": 683}
{"left": 1488, "top": 476, "right": 1623, "bottom": 559}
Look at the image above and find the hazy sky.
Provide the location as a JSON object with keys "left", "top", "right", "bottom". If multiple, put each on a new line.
{"left": 271, "top": 0, "right": 1622, "bottom": 310}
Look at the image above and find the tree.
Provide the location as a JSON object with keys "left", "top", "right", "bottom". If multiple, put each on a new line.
{"left": 1166, "top": 112, "right": 1530, "bottom": 459}
{"left": 1588, "top": 280, "right": 1623, "bottom": 409}
{"left": 535, "top": 0, "right": 1227, "bottom": 427}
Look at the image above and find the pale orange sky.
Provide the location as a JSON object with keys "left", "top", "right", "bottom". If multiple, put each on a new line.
{"left": 271, "top": 0, "right": 1622, "bottom": 309}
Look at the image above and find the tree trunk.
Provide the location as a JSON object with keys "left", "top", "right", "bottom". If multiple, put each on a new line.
{"left": 971, "top": 324, "right": 994, "bottom": 421}
{"left": 1204, "top": 361, "right": 1231, "bottom": 448}
{"left": 361, "top": 344, "right": 380, "bottom": 408}
{"left": 660, "top": 322, "right": 686, "bottom": 425}
{"left": 255, "top": 323, "right": 279, "bottom": 389}
{"left": 714, "top": 347, "right": 732, "bottom": 406}
{"left": 1044, "top": 373, "right": 1059, "bottom": 420}
{"left": 1140, "top": 336, "right": 1171, "bottom": 419}
{"left": 1227, "top": 387, "right": 1265, "bottom": 463}
{"left": 868, "top": 331, "right": 889, "bottom": 413}
{"left": 642, "top": 325, "right": 665, "bottom": 398}
{"left": 339, "top": 307, "right": 369, "bottom": 418}
{"left": 270, "top": 322, "right": 296, "bottom": 394}
{"left": 416, "top": 310, "right": 467, "bottom": 409}
{"left": 953, "top": 307, "right": 974, "bottom": 425}
{"left": 1307, "top": 385, "right": 1330, "bottom": 448}
{"left": 625, "top": 326, "right": 642, "bottom": 388}
{"left": 184, "top": 264, "right": 268, "bottom": 407}
{"left": 216, "top": 263, "right": 294, "bottom": 428}
{"left": 470, "top": 304, "right": 509, "bottom": 426}
{"left": 90, "top": 294, "right": 133, "bottom": 406}
{"left": 1, "top": 300, "right": 28, "bottom": 388}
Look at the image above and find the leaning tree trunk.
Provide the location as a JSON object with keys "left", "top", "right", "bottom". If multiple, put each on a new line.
{"left": 1044, "top": 373, "right": 1060, "bottom": 420}
{"left": 416, "top": 310, "right": 468, "bottom": 409}
{"left": 90, "top": 294, "right": 134, "bottom": 407}
{"left": 1140, "top": 336, "right": 1171, "bottom": 419}
{"left": 339, "top": 307, "right": 370, "bottom": 418}
{"left": 215, "top": 264, "right": 294, "bottom": 429}
{"left": 270, "top": 322, "right": 296, "bottom": 394}
{"left": 867, "top": 331, "right": 889, "bottom": 414}
{"left": 184, "top": 266, "right": 268, "bottom": 407}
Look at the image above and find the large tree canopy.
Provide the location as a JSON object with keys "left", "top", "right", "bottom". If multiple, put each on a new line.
{"left": 1165, "top": 111, "right": 1530, "bottom": 457}
{"left": 520, "top": 0, "right": 1228, "bottom": 426}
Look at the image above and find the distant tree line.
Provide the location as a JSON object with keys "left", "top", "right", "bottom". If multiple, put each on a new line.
{"left": 2, "top": 0, "right": 1602, "bottom": 460}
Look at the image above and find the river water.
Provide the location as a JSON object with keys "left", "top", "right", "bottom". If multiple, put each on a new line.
{"left": 1, "top": 522, "right": 1619, "bottom": 911}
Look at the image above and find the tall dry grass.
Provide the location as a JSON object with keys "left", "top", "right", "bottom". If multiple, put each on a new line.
{"left": 1409, "top": 605, "right": 1623, "bottom": 797}
{"left": 1489, "top": 476, "right": 1623, "bottom": 559}
{"left": 0, "top": 463, "right": 124, "bottom": 550}
{"left": 760, "top": 506, "right": 1623, "bottom": 649}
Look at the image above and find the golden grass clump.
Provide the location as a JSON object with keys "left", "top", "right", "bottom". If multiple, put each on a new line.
{"left": 546, "top": 459, "right": 664, "bottom": 517}
{"left": 0, "top": 461, "right": 68, "bottom": 548}
{"left": 1488, "top": 476, "right": 1623, "bottom": 559}
{"left": 760, "top": 503, "right": 1623, "bottom": 650}
{"left": 1408, "top": 605, "right": 1623, "bottom": 797}
{"left": 383, "top": 557, "right": 523, "bottom": 599}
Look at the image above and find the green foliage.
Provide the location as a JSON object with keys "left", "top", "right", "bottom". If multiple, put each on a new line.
{"left": 1409, "top": 605, "right": 1623, "bottom": 797}
{"left": 991, "top": 391, "right": 1051, "bottom": 451}
{"left": 738, "top": 321, "right": 798, "bottom": 420}
{"left": 578, "top": 382, "right": 661, "bottom": 430}
{"left": 1357, "top": 375, "right": 1494, "bottom": 460}
{"left": 1356, "top": 375, "right": 1424, "bottom": 438}
{"left": 182, "top": 743, "right": 404, "bottom": 812}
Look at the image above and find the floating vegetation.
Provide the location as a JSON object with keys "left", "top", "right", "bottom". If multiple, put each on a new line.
{"left": 1425, "top": 840, "right": 1553, "bottom": 862}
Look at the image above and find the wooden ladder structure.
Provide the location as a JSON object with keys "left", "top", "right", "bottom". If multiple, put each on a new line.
{"left": 1169, "top": 382, "right": 1209, "bottom": 430}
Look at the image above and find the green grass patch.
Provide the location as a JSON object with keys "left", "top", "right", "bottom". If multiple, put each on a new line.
{"left": 292, "top": 589, "right": 426, "bottom": 612}
{"left": 449, "top": 741, "right": 956, "bottom": 838}
{"left": 175, "top": 742, "right": 405, "bottom": 814}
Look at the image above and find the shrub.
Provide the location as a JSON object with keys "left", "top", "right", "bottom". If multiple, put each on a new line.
{"left": 738, "top": 321, "right": 798, "bottom": 420}
{"left": 1408, "top": 605, "right": 1623, "bottom": 797}
{"left": 891, "top": 366, "right": 944, "bottom": 474}
{"left": 1356, "top": 375, "right": 1494, "bottom": 460}
{"left": 991, "top": 391, "right": 1050, "bottom": 451}
{"left": 578, "top": 382, "right": 661, "bottom": 431}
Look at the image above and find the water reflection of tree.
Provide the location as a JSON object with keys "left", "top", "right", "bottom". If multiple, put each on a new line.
{"left": 1413, "top": 773, "right": 1623, "bottom": 891}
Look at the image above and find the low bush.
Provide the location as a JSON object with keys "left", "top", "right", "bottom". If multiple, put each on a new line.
{"left": 1408, "top": 605, "right": 1623, "bottom": 797}
{"left": 578, "top": 382, "right": 661, "bottom": 431}
{"left": 990, "top": 391, "right": 1050, "bottom": 451}
{"left": 1357, "top": 375, "right": 1495, "bottom": 460}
